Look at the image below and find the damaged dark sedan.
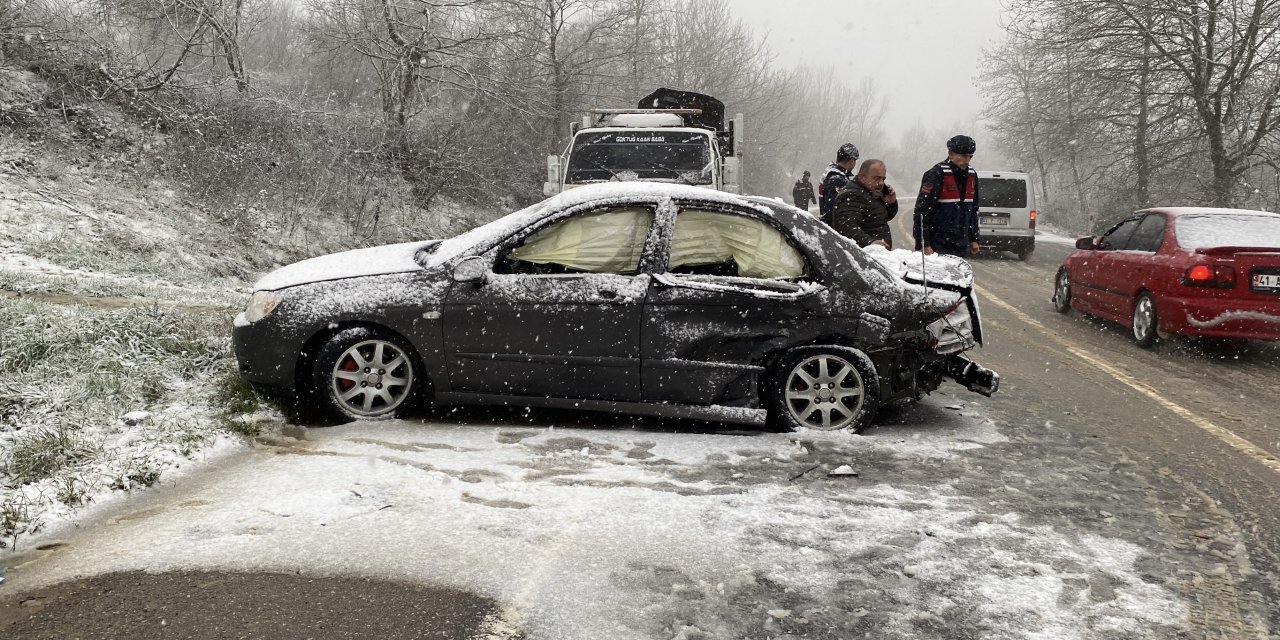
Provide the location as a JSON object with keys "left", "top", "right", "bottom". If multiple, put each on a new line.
{"left": 233, "top": 183, "right": 998, "bottom": 433}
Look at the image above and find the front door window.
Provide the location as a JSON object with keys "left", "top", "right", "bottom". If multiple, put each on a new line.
{"left": 501, "top": 206, "right": 654, "bottom": 275}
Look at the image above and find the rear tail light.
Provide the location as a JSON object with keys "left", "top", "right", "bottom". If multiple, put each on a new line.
{"left": 1029, "top": 210, "right": 1037, "bottom": 230}
{"left": 1182, "top": 264, "right": 1236, "bottom": 288}
{"left": 926, "top": 298, "right": 976, "bottom": 355}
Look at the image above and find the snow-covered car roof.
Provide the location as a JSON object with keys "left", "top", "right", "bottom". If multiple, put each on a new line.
{"left": 253, "top": 183, "right": 974, "bottom": 294}
{"left": 255, "top": 184, "right": 771, "bottom": 291}
{"left": 424, "top": 183, "right": 771, "bottom": 269}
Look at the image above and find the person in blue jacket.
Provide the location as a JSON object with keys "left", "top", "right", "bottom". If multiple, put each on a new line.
{"left": 913, "top": 135, "right": 981, "bottom": 257}
{"left": 818, "top": 143, "right": 859, "bottom": 224}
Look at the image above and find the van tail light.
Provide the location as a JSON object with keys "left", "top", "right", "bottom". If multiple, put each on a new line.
{"left": 1029, "top": 210, "right": 1037, "bottom": 230}
{"left": 1181, "top": 264, "right": 1235, "bottom": 288}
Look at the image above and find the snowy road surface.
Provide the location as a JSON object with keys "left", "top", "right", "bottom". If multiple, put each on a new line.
{"left": 1, "top": 210, "right": 1276, "bottom": 638}
{"left": 3, "top": 393, "right": 1263, "bottom": 639}
{"left": 907, "top": 214, "right": 1280, "bottom": 638}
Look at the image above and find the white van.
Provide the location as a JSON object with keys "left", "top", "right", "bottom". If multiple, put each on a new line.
{"left": 976, "top": 170, "right": 1036, "bottom": 260}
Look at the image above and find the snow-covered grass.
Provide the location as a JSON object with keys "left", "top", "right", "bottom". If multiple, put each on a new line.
{"left": 0, "top": 294, "right": 269, "bottom": 548}
{"left": 0, "top": 76, "right": 507, "bottom": 548}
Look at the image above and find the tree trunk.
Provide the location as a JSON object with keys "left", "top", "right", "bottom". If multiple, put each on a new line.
{"left": 1062, "top": 50, "right": 1090, "bottom": 225}
{"left": 1132, "top": 39, "right": 1151, "bottom": 207}
{"left": 547, "top": 4, "right": 567, "bottom": 155}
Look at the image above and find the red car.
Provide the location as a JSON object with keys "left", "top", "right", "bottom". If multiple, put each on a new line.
{"left": 1052, "top": 207, "right": 1280, "bottom": 346}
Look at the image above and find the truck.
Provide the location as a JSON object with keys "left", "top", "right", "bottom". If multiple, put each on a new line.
{"left": 544, "top": 88, "right": 744, "bottom": 196}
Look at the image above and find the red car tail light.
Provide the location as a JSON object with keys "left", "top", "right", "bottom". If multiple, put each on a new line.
{"left": 1182, "top": 264, "right": 1236, "bottom": 288}
{"left": 1029, "top": 210, "right": 1037, "bottom": 230}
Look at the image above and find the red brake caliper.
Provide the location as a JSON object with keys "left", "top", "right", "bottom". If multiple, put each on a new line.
{"left": 338, "top": 355, "right": 358, "bottom": 390}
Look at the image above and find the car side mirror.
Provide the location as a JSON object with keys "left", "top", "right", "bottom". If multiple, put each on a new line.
{"left": 452, "top": 256, "right": 488, "bottom": 284}
{"left": 1075, "top": 237, "right": 1096, "bottom": 250}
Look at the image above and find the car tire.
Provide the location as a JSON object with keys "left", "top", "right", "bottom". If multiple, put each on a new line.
{"left": 310, "top": 327, "right": 423, "bottom": 423}
{"left": 767, "top": 346, "right": 880, "bottom": 434}
{"left": 1132, "top": 292, "right": 1159, "bottom": 348}
{"left": 1052, "top": 269, "right": 1072, "bottom": 314}
{"left": 1017, "top": 246, "right": 1034, "bottom": 261}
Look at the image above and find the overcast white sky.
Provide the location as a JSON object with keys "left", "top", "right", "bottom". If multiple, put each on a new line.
{"left": 728, "top": 0, "right": 1008, "bottom": 137}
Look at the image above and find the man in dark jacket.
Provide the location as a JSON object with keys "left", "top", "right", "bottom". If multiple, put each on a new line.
{"left": 830, "top": 159, "right": 897, "bottom": 248}
{"left": 913, "top": 135, "right": 981, "bottom": 257}
{"left": 818, "top": 143, "right": 859, "bottom": 224}
{"left": 791, "top": 171, "right": 817, "bottom": 211}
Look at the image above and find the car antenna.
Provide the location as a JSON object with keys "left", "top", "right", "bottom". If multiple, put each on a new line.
{"left": 920, "top": 250, "right": 929, "bottom": 305}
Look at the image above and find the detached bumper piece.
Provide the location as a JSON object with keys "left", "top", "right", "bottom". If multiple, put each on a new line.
{"left": 944, "top": 355, "right": 999, "bottom": 397}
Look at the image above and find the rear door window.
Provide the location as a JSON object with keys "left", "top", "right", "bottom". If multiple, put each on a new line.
{"left": 668, "top": 208, "right": 808, "bottom": 280}
{"left": 978, "top": 178, "right": 1027, "bottom": 208}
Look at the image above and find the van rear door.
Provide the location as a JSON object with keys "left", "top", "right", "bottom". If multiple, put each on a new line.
{"left": 976, "top": 172, "right": 1037, "bottom": 259}
{"left": 977, "top": 174, "right": 1031, "bottom": 231}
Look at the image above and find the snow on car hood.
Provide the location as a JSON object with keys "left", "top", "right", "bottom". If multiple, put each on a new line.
{"left": 253, "top": 241, "right": 433, "bottom": 292}
{"left": 861, "top": 245, "right": 974, "bottom": 290}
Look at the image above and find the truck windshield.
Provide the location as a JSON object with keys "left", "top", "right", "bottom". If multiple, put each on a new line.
{"left": 565, "top": 131, "right": 713, "bottom": 184}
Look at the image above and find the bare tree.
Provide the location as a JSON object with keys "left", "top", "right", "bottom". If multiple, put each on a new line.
{"left": 1104, "top": 0, "right": 1280, "bottom": 206}
{"left": 644, "top": 0, "right": 791, "bottom": 192}
{"left": 102, "top": 0, "right": 257, "bottom": 92}
{"left": 980, "top": 41, "right": 1054, "bottom": 204}
{"left": 306, "top": 0, "right": 494, "bottom": 131}
{"left": 492, "top": 0, "right": 634, "bottom": 154}
{"left": 986, "top": 0, "right": 1280, "bottom": 217}
{"left": 765, "top": 66, "right": 888, "bottom": 194}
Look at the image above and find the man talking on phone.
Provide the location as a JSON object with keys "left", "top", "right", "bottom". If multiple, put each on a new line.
{"left": 829, "top": 158, "right": 898, "bottom": 248}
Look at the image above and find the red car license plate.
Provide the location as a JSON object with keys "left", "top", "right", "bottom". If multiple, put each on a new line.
{"left": 1252, "top": 272, "right": 1280, "bottom": 292}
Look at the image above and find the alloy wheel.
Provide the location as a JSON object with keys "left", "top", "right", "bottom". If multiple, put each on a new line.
{"left": 330, "top": 339, "right": 415, "bottom": 417}
{"left": 1053, "top": 270, "right": 1071, "bottom": 313}
{"left": 1132, "top": 294, "right": 1158, "bottom": 347}
{"left": 783, "top": 354, "right": 866, "bottom": 431}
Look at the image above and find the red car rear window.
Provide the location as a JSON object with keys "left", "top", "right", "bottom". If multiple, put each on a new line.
{"left": 1175, "top": 214, "right": 1280, "bottom": 249}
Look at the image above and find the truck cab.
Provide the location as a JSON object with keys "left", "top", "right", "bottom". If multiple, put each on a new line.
{"left": 545, "top": 89, "right": 743, "bottom": 196}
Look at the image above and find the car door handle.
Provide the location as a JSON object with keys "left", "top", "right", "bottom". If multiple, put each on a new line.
{"left": 597, "top": 288, "right": 618, "bottom": 299}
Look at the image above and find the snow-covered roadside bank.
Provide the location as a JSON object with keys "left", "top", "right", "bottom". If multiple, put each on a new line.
{"left": 3, "top": 396, "right": 1194, "bottom": 640}
{"left": 1035, "top": 224, "right": 1083, "bottom": 246}
{"left": 0, "top": 165, "right": 263, "bottom": 547}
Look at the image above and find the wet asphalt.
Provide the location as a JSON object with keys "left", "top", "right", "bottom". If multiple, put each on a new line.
{"left": 0, "top": 570, "right": 514, "bottom": 640}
